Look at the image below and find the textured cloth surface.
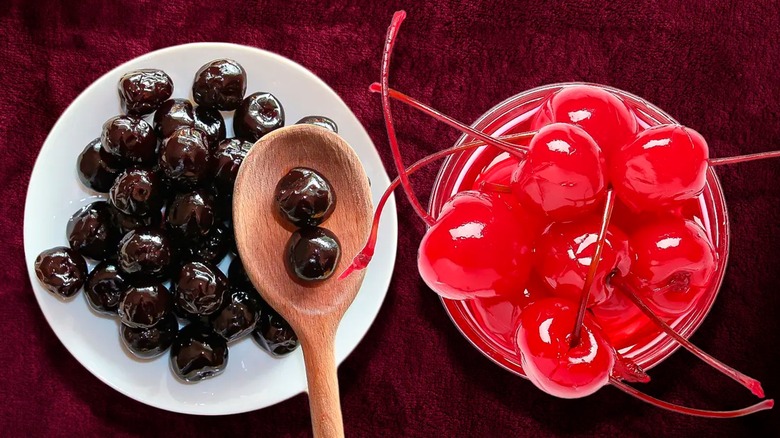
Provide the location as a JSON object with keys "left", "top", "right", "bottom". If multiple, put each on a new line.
{"left": 1, "top": 0, "right": 779, "bottom": 436}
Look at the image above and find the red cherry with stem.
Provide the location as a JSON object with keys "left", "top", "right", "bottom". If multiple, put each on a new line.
{"left": 418, "top": 190, "right": 539, "bottom": 300}
{"left": 613, "top": 278, "right": 765, "bottom": 398}
{"left": 473, "top": 154, "right": 521, "bottom": 188}
{"left": 511, "top": 122, "right": 607, "bottom": 221}
{"left": 339, "top": 132, "right": 533, "bottom": 279}
{"left": 628, "top": 216, "right": 717, "bottom": 316}
{"left": 532, "top": 84, "right": 638, "bottom": 161}
{"left": 535, "top": 213, "right": 630, "bottom": 307}
{"left": 515, "top": 297, "right": 615, "bottom": 399}
{"left": 610, "top": 124, "right": 709, "bottom": 212}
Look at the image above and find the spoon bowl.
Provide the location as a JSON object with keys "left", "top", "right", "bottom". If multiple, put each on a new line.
{"left": 233, "top": 124, "right": 373, "bottom": 437}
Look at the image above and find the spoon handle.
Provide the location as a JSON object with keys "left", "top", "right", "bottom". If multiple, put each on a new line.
{"left": 302, "top": 331, "right": 344, "bottom": 438}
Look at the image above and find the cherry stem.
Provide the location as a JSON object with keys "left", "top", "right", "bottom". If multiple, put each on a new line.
{"left": 338, "top": 133, "right": 534, "bottom": 280}
{"left": 613, "top": 279, "right": 765, "bottom": 398}
{"left": 379, "top": 10, "right": 435, "bottom": 227}
{"left": 709, "top": 150, "right": 780, "bottom": 166}
{"left": 570, "top": 188, "right": 616, "bottom": 347}
{"left": 610, "top": 378, "right": 773, "bottom": 418}
{"left": 369, "top": 83, "right": 531, "bottom": 158}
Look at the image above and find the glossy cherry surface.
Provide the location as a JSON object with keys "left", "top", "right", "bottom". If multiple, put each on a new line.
{"left": 252, "top": 302, "right": 299, "bottom": 357}
{"left": 211, "top": 287, "right": 262, "bottom": 342}
{"left": 175, "top": 261, "right": 227, "bottom": 317}
{"left": 34, "top": 246, "right": 88, "bottom": 298}
{"left": 159, "top": 126, "right": 213, "bottom": 188}
{"left": 515, "top": 298, "right": 615, "bottom": 398}
{"left": 118, "top": 69, "right": 173, "bottom": 116}
{"left": 120, "top": 313, "right": 178, "bottom": 359}
{"left": 274, "top": 167, "right": 336, "bottom": 227}
{"left": 77, "top": 138, "right": 123, "bottom": 193}
{"left": 109, "top": 168, "right": 165, "bottom": 217}
{"left": 177, "top": 223, "right": 232, "bottom": 265}
{"left": 535, "top": 216, "right": 630, "bottom": 307}
{"left": 153, "top": 98, "right": 195, "bottom": 139}
{"left": 233, "top": 92, "right": 284, "bottom": 141}
{"left": 418, "top": 191, "right": 539, "bottom": 300}
{"left": 166, "top": 190, "right": 217, "bottom": 242}
{"left": 101, "top": 115, "right": 158, "bottom": 165}
{"left": 610, "top": 124, "right": 709, "bottom": 212}
{"left": 85, "top": 261, "right": 128, "bottom": 315}
{"left": 66, "top": 201, "right": 121, "bottom": 260}
{"left": 194, "top": 106, "right": 226, "bottom": 148}
{"left": 118, "top": 282, "right": 173, "bottom": 328}
{"left": 117, "top": 228, "right": 173, "bottom": 279}
{"left": 628, "top": 216, "right": 717, "bottom": 316}
{"left": 296, "top": 115, "right": 338, "bottom": 133}
{"left": 170, "top": 322, "right": 228, "bottom": 382}
{"left": 285, "top": 227, "right": 341, "bottom": 282}
{"left": 212, "top": 138, "right": 253, "bottom": 200}
{"left": 511, "top": 122, "right": 606, "bottom": 221}
{"left": 192, "top": 59, "right": 247, "bottom": 111}
{"left": 532, "top": 84, "right": 638, "bottom": 160}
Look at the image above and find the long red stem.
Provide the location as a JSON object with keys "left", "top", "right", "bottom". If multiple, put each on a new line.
{"left": 338, "top": 133, "right": 534, "bottom": 280}
{"left": 570, "top": 189, "right": 616, "bottom": 347}
{"left": 613, "top": 279, "right": 765, "bottom": 398}
{"left": 610, "top": 378, "right": 773, "bottom": 418}
{"left": 709, "top": 150, "right": 780, "bottom": 166}
{"left": 380, "top": 11, "right": 434, "bottom": 226}
{"left": 369, "top": 83, "right": 529, "bottom": 158}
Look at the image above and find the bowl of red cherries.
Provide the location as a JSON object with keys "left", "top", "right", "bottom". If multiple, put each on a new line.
{"left": 345, "top": 11, "right": 777, "bottom": 418}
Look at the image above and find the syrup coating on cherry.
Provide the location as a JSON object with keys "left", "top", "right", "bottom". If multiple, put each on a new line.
{"left": 511, "top": 122, "right": 607, "bottom": 221}
{"left": 417, "top": 190, "right": 539, "bottom": 300}
{"left": 627, "top": 216, "right": 717, "bottom": 316}
{"left": 535, "top": 216, "right": 630, "bottom": 307}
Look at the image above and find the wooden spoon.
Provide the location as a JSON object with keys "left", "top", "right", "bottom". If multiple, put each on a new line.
{"left": 233, "top": 124, "right": 373, "bottom": 438}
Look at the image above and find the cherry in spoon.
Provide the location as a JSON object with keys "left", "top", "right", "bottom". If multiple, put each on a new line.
{"left": 233, "top": 124, "right": 372, "bottom": 438}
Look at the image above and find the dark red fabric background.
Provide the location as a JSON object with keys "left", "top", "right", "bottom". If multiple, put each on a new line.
{"left": 1, "top": 0, "right": 778, "bottom": 436}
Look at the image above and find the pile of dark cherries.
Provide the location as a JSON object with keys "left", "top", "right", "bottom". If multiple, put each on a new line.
{"left": 34, "top": 58, "right": 338, "bottom": 382}
{"left": 275, "top": 168, "right": 340, "bottom": 282}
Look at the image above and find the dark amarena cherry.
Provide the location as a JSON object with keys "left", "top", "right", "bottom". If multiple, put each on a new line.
{"left": 34, "top": 246, "right": 88, "bottom": 298}
{"left": 85, "top": 261, "right": 128, "bottom": 315}
{"left": 120, "top": 313, "right": 178, "bottom": 359}
{"left": 117, "top": 228, "right": 173, "bottom": 279}
{"left": 159, "top": 126, "right": 213, "bottom": 188}
{"left": 153, "top": 98, "right": 194, "bottom": 139}
{"left": 175, "top": 261, "right": 227, "bottom": 317}
{"left": 252, "top": 302, "right": 299, "bottom": 357}
{"left": 285, "top": 227, "right": 341, "bottom": 282}
{"left": 275, "top": 167, "right": 336, "bottom": 227}
{"left": 296, "top": 115, "right": 338, "bottom": 133}
{"left": 67, "top": 201, "right": 121, "bottom": 260}
{"left": 213, "top": 138, "right": 253, "bottom": 195}
{"left": 192, "top": 59, "right": 247, "bottom": 111}
{"left": 77, "top": 138, "right": 123, "bottom": 193}
{"left": 210, "top": 287, "right": 262, "bottom": 342}
{"left": 166, "top": 190, "right": 217, "bottom": 242}
{"left": 111, "top": 205, "right": 163, "bottom": 234}
{"left": 176, "top": 223, "right": 232, "bottom": 264}
{"left": 118, "top": 69, "right": 173, "bottom": 116}
{"left": 233, "top": 92, "right": 284, "bottom": 141}
{"left": 194, "top": 106, "right": 226, "bottom": 148}
{"left": 101, "top": 115, "right": 158, "bottom": 165}
{"left": 118, "top": 282, "right": 173, "bottom": 328}
{"left": 109, "top": 168, "right": 165, "bottom": 217}
{"left": 170, "top": 322, "right": 228, "bottom": 382}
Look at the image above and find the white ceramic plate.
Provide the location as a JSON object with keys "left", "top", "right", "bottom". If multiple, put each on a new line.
{"left": 23, "top": 43, "right": 397, "bottom": 415}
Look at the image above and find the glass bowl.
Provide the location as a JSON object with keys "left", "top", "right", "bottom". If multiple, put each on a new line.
{"left": 429, "top": 82, "right": 729, "bottom": 375}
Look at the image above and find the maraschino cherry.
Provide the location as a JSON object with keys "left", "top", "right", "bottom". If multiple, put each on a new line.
{"left": 515, "top": 297, "right": 615, "bottom": 398}
{"left": 532, "top": 84, "right": 638, "bottom": 161}
{"left": 627, "top": 216, "right": 716, "bottom": 316}
{"left": 417, "top": 190, "right": 538, "bottom": 300}
{"left": 535, "top": 215, "right": 630, "bottom": 306}
{"left": 511, "top": 123, "right": 607, "bottom": 221}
